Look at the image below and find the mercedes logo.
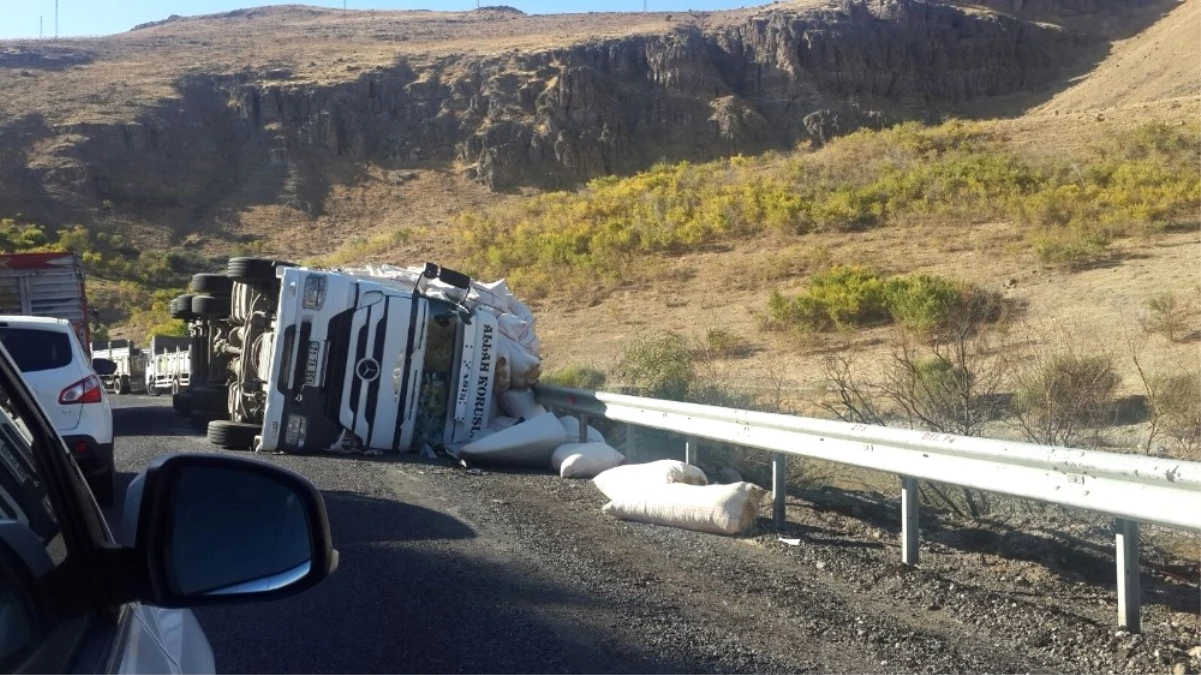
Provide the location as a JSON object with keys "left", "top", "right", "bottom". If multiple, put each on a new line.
{"left": 355, "top": 358, "right": 381, "bottom": 382}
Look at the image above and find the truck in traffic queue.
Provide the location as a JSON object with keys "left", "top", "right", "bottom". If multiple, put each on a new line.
{"left": 144, "top": 335, "right": 192, "bottom": 397}
{"left": 0, "top": 251, "right": 93, "bottom": 351}
{"left": 91, "top": 339, "right": 146, "bottom": 394}
{"left": 169, "top": 258, "right": 542, "bottom": 454}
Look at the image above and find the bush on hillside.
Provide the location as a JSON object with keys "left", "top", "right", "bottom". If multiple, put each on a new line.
{"left": 541, "top": 364, "right": 607, "bottom": 390}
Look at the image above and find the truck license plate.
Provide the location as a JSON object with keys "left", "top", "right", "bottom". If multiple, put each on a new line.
{"left": 304, "top": 340, "right": 322, "bottom": 386}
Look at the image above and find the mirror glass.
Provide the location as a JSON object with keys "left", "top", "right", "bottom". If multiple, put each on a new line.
{"left": 168, "top": 466, "right": 313, "bottom": 597}
{"left": 91, "top": 358, "right": 117, "bottom": 376}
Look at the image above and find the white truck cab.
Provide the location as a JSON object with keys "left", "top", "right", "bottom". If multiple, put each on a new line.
{"left": 176, "top": 259, "right": 540, "bottom": 455}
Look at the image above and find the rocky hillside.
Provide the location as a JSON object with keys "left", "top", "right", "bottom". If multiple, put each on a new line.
{"left": 0, "top": 0, "right": 1178, "bottom": 255}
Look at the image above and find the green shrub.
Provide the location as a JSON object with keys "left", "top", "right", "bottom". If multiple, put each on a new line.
{"left": 541, "top": 364, "right": 607, "bottom": 391}
{"left": 1014, "top": 353, "right": 1120, "bottom": 445}
{"left": 1031, "top": 227, "right": 1111, "bottom": 269}
{"left": 768, "top": 267, "right": 996, "bottom": 335}
{"left": 614, "top": 332, "right": 695, "bottom": 400}
{"left": 883, "top": 274, "right": 963, "bottom": 333}
{"left": 1149, "top": 371, "right": 1201, "bottom": 456}
{"left": 1141, "top": 293, "right": 1194, "bottom": 342}
{"left": 702, "top": 328, "right": 752, "bottom": 358}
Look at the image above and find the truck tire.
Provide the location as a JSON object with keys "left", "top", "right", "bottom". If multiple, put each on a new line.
{"left": 207, "top": 421, "right": 259, "bottom": 451}
{"left": 117, "top": 375, "right": 131, "bottom": 395}
{"left": 191, "top": 294, "right": 231, "bottom": 318}
{"left": 169, "top": 294, "right": 195, "bottom": 320}
{"left": 146, "top": 382, "right": 160, "bottom": 397}
{"left": 190, "top": 273, "right": 234, "bottom": 296}
{"left": 189, "top": 408, "right": 228, "bottom": 431}
{"left": 227, "top": 257, "right": 294, "bottom": 285}
{"left": 172, "top": 392, "right": 192, "bottom": 417}
{"left": 188, "top": 385, "right": 228, "bottom": 412}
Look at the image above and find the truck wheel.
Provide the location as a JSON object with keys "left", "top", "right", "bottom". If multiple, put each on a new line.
{"left": 146, "top": 382, "right": 160, "bottom": 397}
{"left": 169, "top": 294, "right": 196, "bottom": 320}
{"left": 190, "top": 273, "right": 234, "bottom": 296}
{"left": 207, "top": 421, "right": 259, "bottom": 451}
{"left": 172, "top": 392, "right": 192, "bottom": 417}
{"left": 191, "top": 294, "right": 231, "bottom": 319}
{"left": 227, "top": 257, "right": 294, "bottom": 285}
{"left": 117, "top": 375, "right": 131, "bottom": 395}
{"left": 189, "top": 385, "right": 229, "bottom": 412}
{"left": 189, "top": 408, "right": 228, "bottom": 431}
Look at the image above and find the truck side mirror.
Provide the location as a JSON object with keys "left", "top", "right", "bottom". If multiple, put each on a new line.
{"left": 125, "top": 454, "right": 338, "bottom": 608}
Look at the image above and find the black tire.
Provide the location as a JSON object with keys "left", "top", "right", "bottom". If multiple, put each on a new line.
{"left": 190, "top": 273, "right": 234, "bottom": 296}
{"left": 188, "top": 385, "right": 229, "bottom": 412}
{"left": 191, "top": 294, "right": 231, "bottom": 319}
{"left": 89, "top": 467, "right": 115, "bottom": 508}
{"left": 227, "top": 257, "right": 293, "bottom": 285}
{"left": 190, "top": 408, "right": 228, "bottom": 431}
{"left": 169, "top": 294, "right": 196, "bottom": 320}
{"left": 207, "top": 420, "right": 259, "bottom": 451}
{"left": 117, "top": 375, "right": 131, "bottom": 395}
{"left": 147, "top": 382, "right": 160, "bottom": 397}
{"left": 172, "top": 392, "right": 192, "bottom": 417}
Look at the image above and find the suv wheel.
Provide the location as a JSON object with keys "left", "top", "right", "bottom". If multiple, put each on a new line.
{"left": 207, "top": 421, "right": 259, "bottom": 451}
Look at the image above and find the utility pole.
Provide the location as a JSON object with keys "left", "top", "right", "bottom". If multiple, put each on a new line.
{"left": 39, "top": 16, "right": 43, "bottom": 38}
{"left": 55, "top": 0, "right": 59, "bottom": 38}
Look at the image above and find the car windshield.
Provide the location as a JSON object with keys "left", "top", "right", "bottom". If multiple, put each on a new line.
{"left": 0, "top": 329, "right": 72, "bottom": 373}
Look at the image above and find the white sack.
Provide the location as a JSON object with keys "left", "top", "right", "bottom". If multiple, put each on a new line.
{"left": 558, "top": 416, "right": 606, "bottom": 444}
{"left": 602, "top": 482, "right": 768, "bottom": 536}
{"left": 458, "top": 412, "right": 566, "bottom": 467}
{"left": 551, "top": 442, "right": 626, "bottom": 479}
{"left": 500, "top": 389, "right": 546, "bottom": 420}
{"left": 592, "top": 460, "right": 708, "bottom": 502}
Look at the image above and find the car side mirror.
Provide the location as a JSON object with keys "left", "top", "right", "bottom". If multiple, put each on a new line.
{"left": 92, "top": 358, "right": 117, "bottom": 376}
{"left": 127, "top": 454, "right": 337, "bottom": 608}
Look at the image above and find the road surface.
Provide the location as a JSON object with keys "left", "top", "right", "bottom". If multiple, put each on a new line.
{"left": 107, "top": 396, "right": 1199, "bottom": 674}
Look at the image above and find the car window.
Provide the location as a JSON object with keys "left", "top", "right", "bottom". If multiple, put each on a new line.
{"left": 0, "top": 329, "right": 73, "bottom": 373}
{"left": 0, "top": 378, "right": 85, "bottom": 672}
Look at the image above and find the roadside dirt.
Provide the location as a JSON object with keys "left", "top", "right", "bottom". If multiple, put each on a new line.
{"left": 395, "top": 454, "right": 1201, "bottom": 674}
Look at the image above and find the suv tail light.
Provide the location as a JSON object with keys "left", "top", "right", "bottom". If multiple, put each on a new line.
{"left": 60, "top": 375, "right": 103, "bottom": 404}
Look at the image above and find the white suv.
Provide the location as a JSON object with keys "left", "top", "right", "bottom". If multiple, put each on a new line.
{"left": 0, "top": 316, "right": 115, "bottom": 505}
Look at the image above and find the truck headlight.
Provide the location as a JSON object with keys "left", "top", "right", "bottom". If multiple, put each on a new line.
{"left": 303, "top": 275, "right": 326, "bottom": 309}
{"left": 285, "top": 414, "right": 308, "bottom": 447}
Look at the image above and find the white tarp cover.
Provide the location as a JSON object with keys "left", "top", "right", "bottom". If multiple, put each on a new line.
{"left": 602, "top": 482, "right": 768, "bottom": 536}
{"left": 551, "top": 442, "right": 626, "bottom": 479}
{"left": 592, "top": 460, "right": 708, "bottom": 502}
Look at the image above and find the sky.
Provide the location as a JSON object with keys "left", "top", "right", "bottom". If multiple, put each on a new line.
{"left": 0, "top": 0, "right": 766, "bottom": 39}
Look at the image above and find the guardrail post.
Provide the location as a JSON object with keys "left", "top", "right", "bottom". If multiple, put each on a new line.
{"left": 1116, "top": 518, "right": 1141, "bottom": 632}
{"left": 625, "top": 424, "right": 636, "bottom": 461}
{"left": 684, "top": 436, "right": 697, "bottom": 466}
{"left": 576, "top": 413, "right": 589, "bottom": 443}
{"left": 901, "top": 476, "right": 919, "bottom": 566}
{"left": 772, "top": 453, "right": 787, "bottom": 528}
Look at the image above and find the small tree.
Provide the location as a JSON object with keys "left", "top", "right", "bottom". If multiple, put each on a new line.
{"left": 1011, "top": 341, "right": 1119, "bottom": 448}
{"left": 1140, "top": 293, "right": 1195, "bottom": 343}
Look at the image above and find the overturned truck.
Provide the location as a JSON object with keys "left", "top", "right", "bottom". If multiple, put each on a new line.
{"left": 170, "top": 258, "right": 543, "bottom": 455}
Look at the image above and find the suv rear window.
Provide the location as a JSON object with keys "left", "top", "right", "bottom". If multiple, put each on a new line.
{"left": 0, "top": 329, "right": 72, "bottom": 373}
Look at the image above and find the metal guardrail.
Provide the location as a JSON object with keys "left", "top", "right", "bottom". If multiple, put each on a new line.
{"left": 536, "top": 384, "right": 1201, "bottom": 633}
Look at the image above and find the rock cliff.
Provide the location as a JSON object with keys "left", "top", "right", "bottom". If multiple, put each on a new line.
{"left": 0, "top": 0, "right": 1172, "bottom": 244}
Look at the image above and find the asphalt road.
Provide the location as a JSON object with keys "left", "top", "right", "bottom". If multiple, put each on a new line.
{"left": 109, "top": 395, "right": 695, "bottom": 674}
{"left": 108, "top": 396, "right": 1200, "bottom": 675}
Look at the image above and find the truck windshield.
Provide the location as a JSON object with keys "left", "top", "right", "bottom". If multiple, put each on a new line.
{"left": 412, "top": 301, "right": 460, "bottom": 451}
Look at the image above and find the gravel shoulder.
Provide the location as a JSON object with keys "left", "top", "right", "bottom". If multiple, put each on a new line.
{"left": 109, "top": 397, "right": 1200, "bottom": 674}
